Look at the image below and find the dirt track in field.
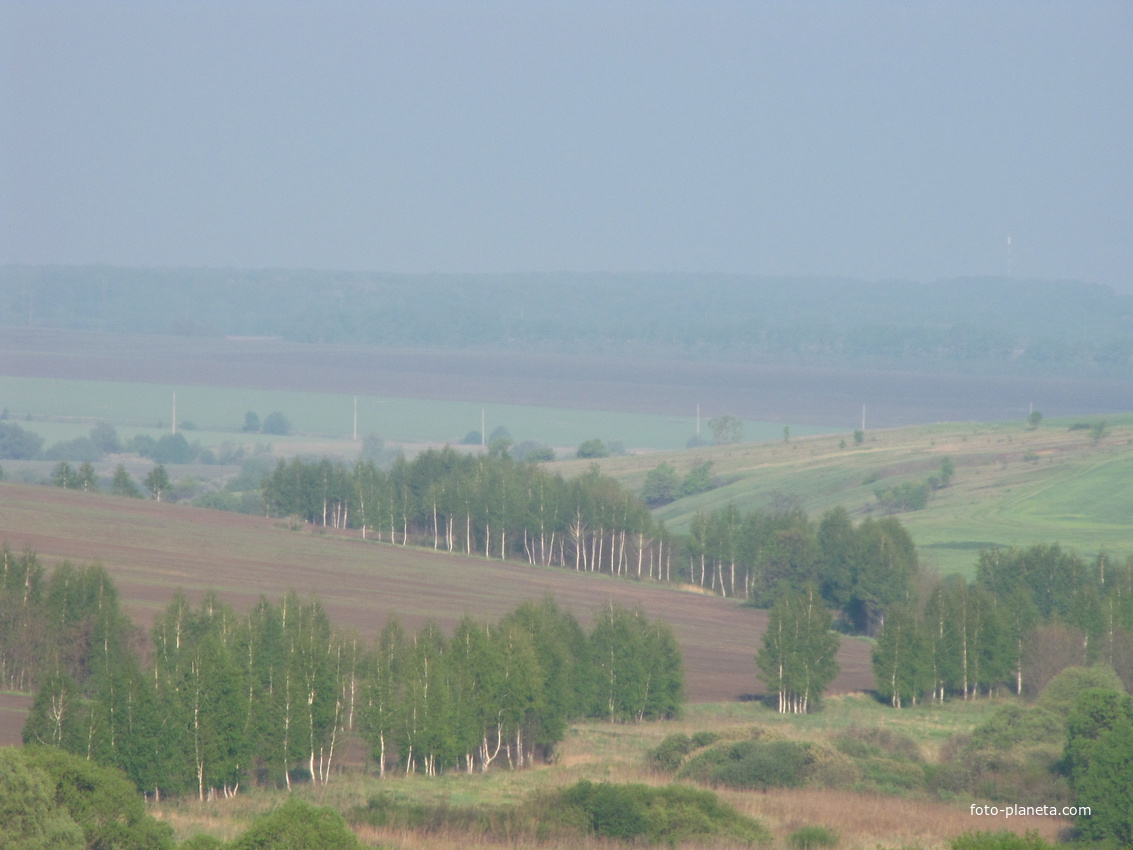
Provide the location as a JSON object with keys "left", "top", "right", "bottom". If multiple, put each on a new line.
{"left": 3, "top": 328, "right": 1131, "bottom": 427}
{"left": 0, "top": 483, "right": 872, "bottom": 745}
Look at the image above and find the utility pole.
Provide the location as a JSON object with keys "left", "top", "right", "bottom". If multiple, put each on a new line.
{"left": 861, "top": 404, "right": 866, "bottom": 433}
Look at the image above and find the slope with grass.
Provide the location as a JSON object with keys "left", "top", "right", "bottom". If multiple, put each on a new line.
{"left": 552, "top": 415, "right": 1133, "bottom": 577}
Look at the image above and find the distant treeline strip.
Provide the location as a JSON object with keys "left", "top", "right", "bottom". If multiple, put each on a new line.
{"left": 3, "top": 268, "right": 1132, "bottom": 375}
{"left": 1, "top": 547, "right": 683, "bottom": 800}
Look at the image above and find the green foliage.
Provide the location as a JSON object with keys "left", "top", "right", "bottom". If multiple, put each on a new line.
{"left": 179, "top": 837, "right": 226, "bottom": 850}
{"left": 0, "top": 747, "right": 83, "bottom": 850}
{"left": 22, "top": 747, "right": 176, "bottom": 850}
{"left": 576, "top": 438, "right": 608, "bottom": 458}
{"left": 951, "top": 831, "right": 1056, "bottom": 850}
{"left": 352, "top": 781, "right": 768, "bottom": 846}
{"left": 757, "top": 586, "right": 840, "bottom": 713}
{"left": 87, "top": 423, "right": 118, "bottom": 455}
{"left": 45, "top": 436, "right": 101, "bottom": 463}
{"left": 229, "top": 798, "right": 361, "bottom": 850}
{"left": 872, "top": 603, "right": 928, "bottom": 708}
{"left": 648, "top": 731, "right": 719, "bottom": 772}
{"left": 790, "top": 825, "right": 839, "bottom": 849}
{"left": 875, "top": 480, "right": 930, "bottom": 512}
{"left": 556, "top": 780, "right": 770, "bottom": 844}
{"left": 641, "top": 462, "right": 679, "bottom": 506}
{"left": 1027, "top": 410, "right": 1043, "bottom": 429}
{"left": 679, "top": 738, "right": 814, "bottom": 790}
{"left": 511, "top": 440, "right": 554, "bottom": 462}
{"left": 0, "top": 421, "right": 44, "bottom": 459}
{"left": 144, "top": 464, "right": 170, "bottom": 500}
{"left": 110, "top": 464, "right": 142, "bottom": 498}
{"left": 261, "top": 412, "right": 291, "bottom": 436}
{"left": 151, "top": 433, "right": 194, "bottom": 464}
{"left": 1065, "top": 688, "right": 1133, "bottom": 845}
{"left": 589, "top": 602, "right": 684, "bottom": 722}
{"left": 242, "top": 411, "right": 261, "bottom": 433}
{"left": 677, "top": 460, "right": 714, "bottom": 498}
{"left": 853, "top": 429, "right": 864, "bottom": 445}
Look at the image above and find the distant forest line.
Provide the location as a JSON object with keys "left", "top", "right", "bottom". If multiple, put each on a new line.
{"left": 3, "top": 266, "right": 1132, "bottom": 377}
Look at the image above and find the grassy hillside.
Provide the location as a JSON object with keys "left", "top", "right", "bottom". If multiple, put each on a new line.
{"left": 553, "top": 414, "right": 1133, "bottom": 577}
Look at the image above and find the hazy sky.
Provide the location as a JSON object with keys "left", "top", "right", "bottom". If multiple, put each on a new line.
{"left": 1, "top": 1, "right": 1130, "bottom": 286}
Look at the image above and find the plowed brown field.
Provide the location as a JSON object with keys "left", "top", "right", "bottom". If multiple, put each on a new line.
{"left": 0, "top": 483, "right": 873, "bottom": 745}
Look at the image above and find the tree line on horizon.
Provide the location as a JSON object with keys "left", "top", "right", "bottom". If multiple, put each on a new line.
{"left": 1, "top": 548, "right": 683, "bottom": 800}
{"left": 4, "top": 268, "right": 1132, "bottom": 377}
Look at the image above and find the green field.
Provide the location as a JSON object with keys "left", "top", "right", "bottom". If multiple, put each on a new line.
{"left": 0, "top": 375, "right": 833, "bottom": 453}
{"left": 553, "top": 415, "right": 1133, "bottom": 577}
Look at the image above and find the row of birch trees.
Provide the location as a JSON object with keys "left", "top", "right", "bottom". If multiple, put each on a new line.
{"left": 262, "top": 449, "right": 678, "bottom": 581}
{"left": 260, "top": 453, "right": 923, "bottom": 628}
{"left": 15, "top": 553, "right": 684, "bottom": 799}
{"left": 872, "top": 544, "right": 1133, "bottom": 707}
{"left": 685, "top": 504, "right": 919, "bottom": 635}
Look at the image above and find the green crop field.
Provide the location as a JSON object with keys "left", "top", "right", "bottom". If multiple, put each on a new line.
{"left": 553, "top": 415, "right": 1133, "bottom": 577}
{"left": 0, "top": 375, "right": 833, "bottom": 453}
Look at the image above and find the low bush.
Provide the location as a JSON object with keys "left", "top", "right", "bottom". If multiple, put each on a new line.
{"left": 648, "top": 731, "right": 721, "bottom": 771}
{"left": 556, "top": 780, "right": 770, "bottom": 844}
{"left": 352, "top": 781, "right": 769, "bottom": 846}
{"left": 679, "top": 738, "right": 813, "bottom": 790}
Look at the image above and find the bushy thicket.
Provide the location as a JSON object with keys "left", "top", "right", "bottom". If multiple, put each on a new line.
{"left": 349, "top": 780, "right": 769, "bottom": 846}
{"left": 677, "top": 737, "right": 815, "bottom": 790}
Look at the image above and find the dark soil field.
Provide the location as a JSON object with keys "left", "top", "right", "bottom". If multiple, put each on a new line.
{"left": 3, "top": 328, "right": 1131, "bottom": 427}
{"left": 0, "top": 483, "right": 872, "bottom": 745}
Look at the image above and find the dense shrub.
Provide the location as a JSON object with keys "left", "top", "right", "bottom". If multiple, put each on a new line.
{"left": 679, "top": 738, "right": 813, "bottom": 790}
{"left": 230, "top": 798, "right": 361, "bottom": 850}
{"left": 351, "top": 782, "right": 768, "bottom": 846}
{"left": 1038, "top": 665, "right": 1126, "bottom": 717}
{"left": 261, "top": 411, "right": 292, "bottom": 436}
{"left": 45, "top": 436, "right": 101, "bottom": 462}
{"left": 649, "top": 731, "right": 720, "bottom": 772}
{"left": 0, "top": 421, "right": 43, "bottom": 459}
{"left": 557, "top": 780, "right": 769, "bottom": 844}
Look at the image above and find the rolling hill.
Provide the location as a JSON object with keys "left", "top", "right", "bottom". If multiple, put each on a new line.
{"left": 552, "top": 414, "right": 1133, "bottom": 577}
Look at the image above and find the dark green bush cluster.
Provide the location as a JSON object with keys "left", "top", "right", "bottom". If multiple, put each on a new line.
{"left": 556, "top": 780, "right": 769, "bottom": 844}
{"left": 648, "top": 731, "right": 720, "bottom": 771}
{"left": 350, "top": 781, "right": 769, "bottom": 846}
{"left": 678, "top": 738, "right": 814, "bottom": 790}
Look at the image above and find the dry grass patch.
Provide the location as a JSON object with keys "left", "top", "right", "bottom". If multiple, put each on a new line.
{"left": 723, "top": 788, "right": 1067, "bottom": 849}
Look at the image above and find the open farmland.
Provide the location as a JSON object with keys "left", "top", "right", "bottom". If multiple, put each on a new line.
{"left": 554, "top": 415, "right": 1133, "bottom": 577}
{"left": 0, "top": 481, "right": 873, "bottom": 744}
{"left": 4, "top": 327, "right": 1133, "bottom": 430}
